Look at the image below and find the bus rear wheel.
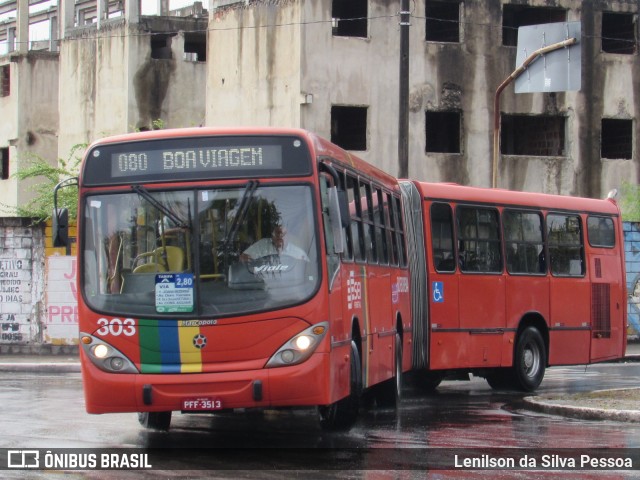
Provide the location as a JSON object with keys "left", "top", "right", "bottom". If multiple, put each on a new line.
{"left": 318, "top": 340, "right": 362, "bottom": 431}
{"left": 513, "top": 326, "right": 546, "bottom": 392}
{"left": 138, "top": 411, "right": 172, "bottom": 431}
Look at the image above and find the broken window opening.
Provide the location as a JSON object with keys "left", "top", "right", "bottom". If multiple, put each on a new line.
{"left": 426, "top": 111, "right": 461, "bottom": 153}
{"left": 151, "top": 34, "right": 173, "bottom": 60}
{"left": 502, "top": 5, "right": 567, "bottom": 47}
{"left": 332, "top": 0, "right": 368, "bottom": 38}
{"left": 501, "top": 115, "right": 566, "bottom": 157}
{"left": 1, "top": 65, "right": 9, "bottom": 97}
{"left": 1, "top": 147, "right": 9, "bottom": 180}
{"left": 602, "top": 11, "right": 637, "bottom": 55}
{"left": 601, "top": 118, "right": 633, "bottom": 160}
{"left": 184, "top": 32, "right": 206, "bottom": 62}
{"left": 426, "top": 1, "right": 460, "bottom": 43}
{"left": 331, "top": 106, "right": 368, "bottom": 151}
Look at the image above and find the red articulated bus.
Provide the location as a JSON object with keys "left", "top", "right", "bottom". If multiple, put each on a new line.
{"left": 58, "top": 127, "right": 411, "bottom": 431}
{"left": 53, "top": 127, "right": 626, "bottom": 431}
{"left": 399, "top": 181, "right": 626, "bottom": 391}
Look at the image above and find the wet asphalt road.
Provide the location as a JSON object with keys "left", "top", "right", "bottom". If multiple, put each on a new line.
{"left": 1, "top": 361, "right": 639, "bottom": 479}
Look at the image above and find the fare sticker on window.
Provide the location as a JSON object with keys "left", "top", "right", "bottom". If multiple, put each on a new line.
{"left": 155, "top": 273, "right": 194, "bottom": 313}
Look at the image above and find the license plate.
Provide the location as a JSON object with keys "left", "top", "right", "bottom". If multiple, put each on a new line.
{"left": 182, "top": 397, "right": 223, "bottom": 411}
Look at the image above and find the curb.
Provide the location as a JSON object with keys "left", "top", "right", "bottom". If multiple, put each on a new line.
{"left": 0, "top": 362, "right": 80, "bottom": 373}
{"left": 522, "top": 396, "right": 640, "bottom": 423}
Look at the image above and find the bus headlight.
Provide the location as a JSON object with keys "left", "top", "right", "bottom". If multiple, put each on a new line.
{"left": 93, "top": 344, "right": 109, "bottom": 359}
{"left": 80, "top": 332, "right": 139, "bottom": 374}
{"left": 265, "top": 322, "right": 328, "bottom": 368}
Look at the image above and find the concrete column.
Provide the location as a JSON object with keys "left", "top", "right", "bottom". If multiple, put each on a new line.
{"left": 17, "top": 0, "right": 28, "bottom": 53}
{"left": 49, "top": 15, "right": 58, "bottom": 52}
{"left": 97, "top": 0, "right": 109, "bottom": 28}
{"left": 59, "top": 0, "right": 76, "bottom": 35}
{"left": 159, "top": 0, "right": 169, "bottom": 16}
{"left": 125, "top": 0, "right": 140, "bottom": 23}
{"left": 7, "top": 27, "right": 15, "bottom": 53}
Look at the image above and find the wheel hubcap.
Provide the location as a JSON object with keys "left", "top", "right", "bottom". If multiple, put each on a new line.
{"left": 523, "top": 345, "right": 539, "bottom": 377}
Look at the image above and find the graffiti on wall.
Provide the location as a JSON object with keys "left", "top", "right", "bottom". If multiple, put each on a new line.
{"left": 45, "top": 256, "right": 78, "bottom": 345}
{"left": 0, "top": 257, "right": 34, "bottom": 343}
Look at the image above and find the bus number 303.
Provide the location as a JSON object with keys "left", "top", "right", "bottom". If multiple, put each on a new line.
{"left": 96, "top": 318, "right": 136, "bottom": 337}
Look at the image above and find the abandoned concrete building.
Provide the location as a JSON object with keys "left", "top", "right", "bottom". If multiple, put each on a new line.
{"left": 0, "top": 0, "right": 638, "bottom": 214}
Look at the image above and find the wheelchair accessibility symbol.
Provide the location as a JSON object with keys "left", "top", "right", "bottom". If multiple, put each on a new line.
{"left": 432, "top": 281, "right": 444, "bottom": 303}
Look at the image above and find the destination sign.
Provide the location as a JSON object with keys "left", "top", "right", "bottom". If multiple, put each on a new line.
{"left": 82, "top": 134, "right": 312, "bottom": 186}
{"left": 111, "top": 145, "right": 282, "bottom": 178}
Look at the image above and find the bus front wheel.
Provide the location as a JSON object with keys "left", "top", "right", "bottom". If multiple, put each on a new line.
{"left": 318, "top": 340, "right": 362, "bottom": 431}
{"left": 138, "top": 411, "right": 172, "bottom": 431}
{"left": 513, "top": 326, "right": 546, "bottom": 392}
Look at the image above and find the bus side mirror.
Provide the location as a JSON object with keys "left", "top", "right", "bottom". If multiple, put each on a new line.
{"left": 327, "top": 186, "right": 346, "bottom": 254}
{"left": 52, "top": 208, "right": 69, "bottom": 248}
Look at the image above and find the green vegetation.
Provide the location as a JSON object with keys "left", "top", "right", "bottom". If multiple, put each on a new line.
{"left": 2, "top": 144, "right": 85, "bottom": 222}
{"left": 620, "top": 182, "right": 640, "bottom": 222}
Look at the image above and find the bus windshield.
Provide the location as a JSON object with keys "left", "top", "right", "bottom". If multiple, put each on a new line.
{"left": 82, "top": 184, "right": 319, "bottom": 318}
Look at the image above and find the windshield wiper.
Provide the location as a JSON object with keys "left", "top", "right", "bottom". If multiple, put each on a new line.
{"left": 131, "top": 185, "right": 191, "bottom": 230}
{"left": 220, "top": 180, "right": 259, "bottom": 252}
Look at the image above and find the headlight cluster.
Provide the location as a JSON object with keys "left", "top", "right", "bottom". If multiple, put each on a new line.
{"left": 265, "top": 322, "right": 328, "bottom": 368}
{"left": 80, "top": 333, "right": 139, "bottom": 374}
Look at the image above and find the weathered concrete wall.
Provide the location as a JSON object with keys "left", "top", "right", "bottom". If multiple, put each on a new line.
{"left": 210, "top": 0, "right": 638, "bottom": 197}
{"left": 58, "top": 18, "right": 206, "bottom": 160}
{"left": 207, "top": 1, "right": 303, "bottom": 128}
{"left": 0, "top": 52, "right": 59, "bottom": 212}
{"left": 299, "top": 0, "right": 400, "bottom": 175}
{"left": 0, "top": 218, "right": 45, "bottom": 351}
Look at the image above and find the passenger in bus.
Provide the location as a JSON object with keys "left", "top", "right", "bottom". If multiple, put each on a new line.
{"left": 240, "top": 224, "right": 309, "bottom": 262}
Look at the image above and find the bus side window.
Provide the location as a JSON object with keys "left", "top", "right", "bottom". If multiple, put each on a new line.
{"left": 547, "top": 213, "right": 584, "bottom": 276}
{"left": 430, "top": 203, "right": 455, "bottom": 272}
{"left": 346, "top": 174, "right": 365, "bottom": 262}
{"left": 587, "top": 216, "right": 615, "bottom": 248}
{"left": 372, "top": 188, "right": 385, "bottom": 264}
{"left": 393, "top": 196, "right": 407, "bottom": 267}
{"left": 503, "top": 210, "right": 545, "bottom": 275}
{"left": 385, "top": 192, "right": 398, "bottom": 266}
{"left": 457, "top": 206, "right": 502, "bottom": 273}
{"left": 361, "top": 181, "right": 377, "bottom": 264}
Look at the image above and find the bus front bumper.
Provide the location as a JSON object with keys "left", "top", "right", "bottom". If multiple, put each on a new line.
{"left": 81, "top": 351, "right": 336, "bottom": 414}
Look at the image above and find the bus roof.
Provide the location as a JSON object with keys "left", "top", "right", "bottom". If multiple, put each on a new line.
{"left": 410, "top": 181, "right": 621, "bottom": 216}
{"left": 87, "top": 126, "right": 315, "bottom": 149}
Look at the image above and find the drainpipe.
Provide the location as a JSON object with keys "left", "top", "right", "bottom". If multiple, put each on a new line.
{"left": 398, "top": 0, "right": 411, "bottom": 179}
{"left": 492, "top": 37, "right": 578, "bottom": 189}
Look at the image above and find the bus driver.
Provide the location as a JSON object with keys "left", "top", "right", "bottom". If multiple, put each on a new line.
{"left": 240, "top": 224, "right": 309, "bottom": 262}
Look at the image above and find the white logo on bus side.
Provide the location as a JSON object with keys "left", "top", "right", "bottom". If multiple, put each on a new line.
{"left": 347, "top": 271, "right": 362, "bottom": 310}
{"left": 96, "top": 318, "right": 137, "bottom": 337}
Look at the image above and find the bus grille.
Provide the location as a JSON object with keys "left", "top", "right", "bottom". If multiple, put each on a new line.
{"left": 591, "top": 283, "right": 611, "bottom": 339}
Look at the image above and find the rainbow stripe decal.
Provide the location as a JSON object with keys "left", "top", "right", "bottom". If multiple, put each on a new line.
{"left": 138, "top": 319, "right": 203, "bottom": 373}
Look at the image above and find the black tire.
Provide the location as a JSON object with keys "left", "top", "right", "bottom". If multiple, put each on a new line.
{"left": 512, "top": 326, "right": 546, "bottom": 392}
{"left": 138, "top": 411, "right": 172, "bottom": 431}
{"left": 375, "top": 333, "right": 403, "bottom": 408}
{"left": 318, "top": 340, "right": 361, "bottom": 431}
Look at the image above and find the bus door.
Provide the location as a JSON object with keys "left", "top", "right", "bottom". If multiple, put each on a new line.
{"left": 503, "top": 209, "right": 549, "bottom": 366}
{"left": 427, "top": 202, "right": 460, "bottom": 370}
{"left": 455, "top": 205, "right": 505, "bottom": 368}
{"left": 358, "top": 181, "right": 393, "bottom": 386}
{"left": 586, "top": 216, "right": 626, "bottom": 362}
{"left": 319, "top": 171, "right": 350, "bottom": 399}
{"left": 547, "top": 213, "right": 590, "bottom": 364}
